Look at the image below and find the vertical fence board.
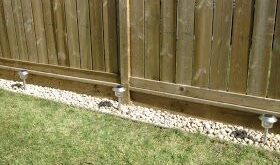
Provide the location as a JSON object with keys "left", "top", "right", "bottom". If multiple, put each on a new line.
{"left": 209, "top": 0, "right": 233, "bottom": 90}
{"left": 103, "top": 0, "right": 118, "bottom": 73}
{"left": 247, "top": 0, "right": 277, "bottom": 97}
{"left": 3, "top": 0, "right": 19, "bottom": 59}
{"left": 78, "top": 0, "right": 92, "bottom": 70}
{"left": 89, "top": 0, "right": 105, "bottom": 71}
{"left": 130, "top": 0, "right": 144, "bottom": 78}
{"left": 268, "top": 1, "right": 280, "bottom": 99}
{"left": 65, "top": 0, "right": 80, "bottom": 68}
{"left": 32, "top": 0, "right": 48, "bottom": 64}
{"left": 12, "top": 0, "right": 28, "bottom": 61}
{"left": 228, "top": 0, "right": 253, "bottom": 94}
{"left": 192, "top": 0, "right": 213, "bottom": 87}
{"left": 160, "top": 0, "right": 176, "bottom": 83}
{"left": 42, "top": 0, "right": 58, "bottom": 65}
{"left": 176, "top": 0, "right": 194, "bottom": 85}
{"left": 21, "top": 0, "right": 38, "bottom": 62}
{"left": 144, "top": 0, "right": 160, "bottom": 80}
{"left": 0, "top": 0, "right": 11, "bottom": 58}
{"left": 53, "top": 0, "right": 68, "bottom": 66}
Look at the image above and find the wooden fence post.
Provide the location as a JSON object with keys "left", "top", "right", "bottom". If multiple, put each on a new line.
{"left": 119, "top": 0, "right": 131, "bottom": 104}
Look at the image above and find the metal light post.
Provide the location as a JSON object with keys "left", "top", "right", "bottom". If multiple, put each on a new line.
{"left": 113, "top": 85, "right": 125, "bottom": 110}
{"left": 259, "top": 114, "right": 278, "bottom": 144}
{"left": 18, "top": 69, "right": 29, "bottom": 89}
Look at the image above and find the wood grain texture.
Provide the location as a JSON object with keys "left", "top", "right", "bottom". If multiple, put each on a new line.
{"left": 144, "top": 0, "right": 160, "bottom": 80}
{"left": 89, "top": 0, "right": 105, "bottom": 71}
{"left": 228, "top": 0, "right": 253, "bottom": 93}
{"left": 176, "top": 0, "right": 195, "bottom": 85}
{"left": 2, "top": 0, "right": 19, "bottom": 59}
{"left": 192, "top": 0, "right": 213, "bottom": 87}
{"left": 160, "top": 0, "right": 176, "bottom": 83}
{"left": 268, "top": 1, "right": 280, "bottom": 99}
{"left": 12, "top": 0, "right": 28, "bottom": 61}
{"left": 42, "top": 0, "right": 58, "bottom": 65}
{"left": 247, "top": 0, "right": 277, "bottom": 97}
{"left": 209, "top": 0, "right": 233, "bottom": 90}
{"left": 65, "top": 0, "right": 80, "bottom": 68}
{"left": 77, "top": 0, "right": 92, "bottom": 70}
{"left": 21, "top": 0, "right": 38, "bottom": 62}
{"left": 103, "top": 0, "right": 118, "bottom": 73}
{"left": 0, "top": 0, "right": 11, "bottom": 58}
{"left": 130, "top": 0, "right": 144, "bottom": 78}
{"left": 53, "top": 0, "right": 68, "bottom": 66}
{"left": 32, "top": 0, "right": 48, "bottom": 64}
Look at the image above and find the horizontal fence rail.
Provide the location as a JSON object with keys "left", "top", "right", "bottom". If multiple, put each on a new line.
{"left": 0, "top": 0, "right": 280, "bottom": 116}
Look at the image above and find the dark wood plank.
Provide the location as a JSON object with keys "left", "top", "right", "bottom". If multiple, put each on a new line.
{"left": 247, "top": 0, "right": 277, "bottom": 96}
{"left": 228, "top": 0, "right": 253, "bottom": 93}
{"left": 209, "top": 0, "right": 233, "bottom": 90}
{"left": 160, "top": 0, "right": 176, "bottom": 83}
{"left": 0, "top": 0, "right": 11, "bottom": 58}
{"left": 192, "top": 0, "right": 213, "bottom": 87}
{"left": 130, "top": 0, "right": 144, "bottom": 78}
{"left": 89, "top": 0, "right": 105, "bottom": 71}
{"left": 176, "top": 0, "right": 195, "bottom": 85}
{"left": 268, "top": 1, "right": 280, "bottom": 99}
{"left": 144, "top": 0, "right": 160, "bottom": 80}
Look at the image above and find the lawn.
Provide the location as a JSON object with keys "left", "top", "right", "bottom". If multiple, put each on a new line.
{"left": 0, "top": 89, "right": 279, "bottom": 164}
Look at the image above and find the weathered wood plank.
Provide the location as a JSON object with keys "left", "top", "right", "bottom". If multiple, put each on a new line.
{"left": 0, "top": 0, "right": 11, "bottom": 58}
{"left": 65, "top": 0, "right": 80, "bottom": 68}
{"left": 130, "top": 77, "right": 280, "bottom": 114}
{"left": 160, "top": 0, "right": 176, "bottom": 83}
{"left": 53, "top": 0, "right": 68, "bottom": 66}
{"left": 144, "top": 0, "right": 160, "bottom": 80}
{"left": 3, "top": 0, "right": 19, "bottom": 59}
{"left": 130, "top": 0, "right": 144, "bottom": 78}
{"left": 209, "top": 0, "right": 233, "bottom": 90}
{"left": 77, "top": 0, "right": 92, "bottom": 70}
{"left": 89, "top": 0, "right": 105, "bottom": 71}
{"left": 192, "top": 0, "right": 213, "bottom": 87}
{"left": 228, "top": 0, "right": 253, "bottom": 93}
{"left": 103, "top": 0, "right": 118, "bottom": 73}
{"left": 247, "top": 0, "right": 277, "bottom": 96}
{"left": 31, "top": 0, "right": 48, "bottom": 64}
{"left": 12, "top": 0, "right": 28, "bottom": 61}
{"left": 42, "top": 0, "right": 58, "bottom": 65}
{"left": 176, "top": 0, "right": 195, "bottom": 85}
{"left": 268, "top": 1, "right": 280, "bottom": 99}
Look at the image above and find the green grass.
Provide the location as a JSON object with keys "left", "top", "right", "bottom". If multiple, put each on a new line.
{"left": 0, "top": 89, "right": 279, "bottom": 164}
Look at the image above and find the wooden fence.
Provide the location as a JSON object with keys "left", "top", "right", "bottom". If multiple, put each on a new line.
{"left": 0, "top": 0, "right": 280, "bottom": 117}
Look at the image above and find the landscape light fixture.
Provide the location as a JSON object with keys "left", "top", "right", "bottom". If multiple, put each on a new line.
{"left": 18, "top": 69, "right": 29, "bottom": 89}
{"left": 112, "top": 85, "right": 125, "bottom": 110}
{"left": 259, "top": 114, "right": 278, "bottom": 144}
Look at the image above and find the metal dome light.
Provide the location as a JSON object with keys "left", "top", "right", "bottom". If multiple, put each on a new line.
{"left": 112, "top": 85, "right": 125, "bottom": 110}
{"left": 259, "top": 114, "right": 278, "bottom": 144}
{"left": 18, "top": 69, "right": 29, "bottom": 89}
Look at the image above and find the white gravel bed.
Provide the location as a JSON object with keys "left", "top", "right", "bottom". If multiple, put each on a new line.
{"left": 0, "top": 78, "right": 279, "bottom": 152}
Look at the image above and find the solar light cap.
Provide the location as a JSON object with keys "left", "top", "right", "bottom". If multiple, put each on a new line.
{"left": 259, "top": 114, "right": 278, "bottom": 124}
{"left": 112, "top": 85, "right": 126, "bottom": 93}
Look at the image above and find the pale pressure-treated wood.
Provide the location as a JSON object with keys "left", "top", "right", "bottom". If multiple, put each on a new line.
{"left": 103, "top": 0, "right": 118, "bottom": 73}
{"left": 12, "top": 0, "right": 28, "bottom": 61}
{"left": 0, "top": 0, "right": 11, "bottom": 58}
{"left": 53, "top": 0, "right": 68, "bottom": 66}
{"left": 247, "top": 0, "right": 277, "bottom": 97}
{"left": 176, "top": 0, "right": 195, "bottom": 85}
{"left": 160, "top": 0, "right": 176, "bottom": 83}
{"left": 42, "top": 0, "right": 58, "bottom": 65}
{"left": 268, "top": 2, "right": 280, "bottom": 99}
{"left": 2, "top": 0, "right": 19, "bottom": 59}
{"left": 228, "top": 0, "right": 253, "bottom": 94}
{"left": 192, "top": 0, "right": 213, "bottom": 87}
{"left": 89, "top": 0, "right": 105, "bottom": 71}
{"left": 144, "top": 0, "right": 160, "bottom": 80}
{"left": 21, "top": 0, "right": 38, "bottom": 62}
{"left": 32, "top": 0, "right": 48, "bottom": 64}
{"left": 65, "top": 0, "right": 80, "bottom": 68}
{"left": 78, "top": 0, "right": 92, "bottom": 70}
{"left": 130, "top": 0, "right": 144, "bottom": 78}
